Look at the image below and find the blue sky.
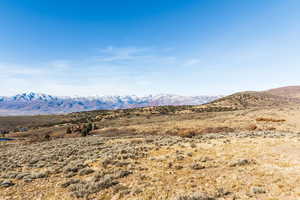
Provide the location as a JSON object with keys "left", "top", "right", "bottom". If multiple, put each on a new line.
{"left": 1, "top": 0, "right": 300, "bottom": 96}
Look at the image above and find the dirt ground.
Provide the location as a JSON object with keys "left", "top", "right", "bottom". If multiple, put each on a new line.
{"left": 1, "top": 131, "right": 300, "bottom": 200}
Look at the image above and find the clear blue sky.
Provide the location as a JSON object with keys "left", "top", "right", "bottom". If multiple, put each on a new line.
{"left": 1, "top": 0, "right": 300, "bottom": 96}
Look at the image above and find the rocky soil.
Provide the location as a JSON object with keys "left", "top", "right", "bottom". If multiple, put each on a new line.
{"left": 1, "top": 131, "right": 300, "bottom": 200}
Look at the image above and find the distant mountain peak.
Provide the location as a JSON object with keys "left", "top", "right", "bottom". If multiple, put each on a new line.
{"left": 10, "top": 92, "right": 57, "bottom": 102}
{"left": 0, "top": 92, "right": 222, "bottom": 116}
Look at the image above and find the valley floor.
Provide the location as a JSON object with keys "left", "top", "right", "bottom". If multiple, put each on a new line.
{"left": 1, "top": 131, "right": 300, "bottom": 200}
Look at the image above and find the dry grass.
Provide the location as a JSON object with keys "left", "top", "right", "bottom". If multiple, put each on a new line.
{"left": 120, "top": 105, "right": 300, "bottom": 136}
{"left": 3, "top": 104, "right": 300, "bottom": 142}
{"left": 3, "top": 132, "right": 300, "bottom": 200}
{"left": 0, "top": 115, "right": 71, "bottom": 130}
{"left": 3, "top": 103, "right": 300, "bottom": 199}
{"left": 92, "top": 127, "right": 138, "bottom": 137}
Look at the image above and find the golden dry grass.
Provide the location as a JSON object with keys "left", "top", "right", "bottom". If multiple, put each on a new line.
{"left": 3, "top": 135, "right": 300, "bottom": 200}
{"left": 4, "top": 103, "right": 300, "bottom": 144}
{"left": 112, "top": 105, "right": 300, "bottom": 136}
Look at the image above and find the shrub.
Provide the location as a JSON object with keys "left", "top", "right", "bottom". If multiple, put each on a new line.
{"left": 246, "top": 124, "right": 258, "bottom": 131}
{"left": 177, "top": 129, "right": 197, "bottom": 138}
{"left": 80, "top": 123, "right": 95, "bottom": 137}
{"left": 256, "top": 117, "right": 286, "bottom": 123}
{"left": 80, "top": 126, "right": 88, "bottom": 137}
{"left": 66, "top": 127, "right": 72, "bottom": 134}
{"left": 0, "top": 129, "right": 9, "bottom": 137}
{"left": 200, "top": 127, "right": 235, "bottom": 134}
{"left": 44, "top": 134, "right": 51, "bottom": 141}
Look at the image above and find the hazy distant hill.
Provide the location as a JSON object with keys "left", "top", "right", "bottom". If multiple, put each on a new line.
{"left": 265, "top": 86, "right": 300, "bottom": 99}
{"left": 199, "top": 86, "right": 300, "bottom": 110}
{"left": 0, "top": 92, "right": 222, "bottom": 116}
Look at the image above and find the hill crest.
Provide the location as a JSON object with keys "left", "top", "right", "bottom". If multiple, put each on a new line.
{"left": 265, "top": 86, "right": 300, "bottom": 99}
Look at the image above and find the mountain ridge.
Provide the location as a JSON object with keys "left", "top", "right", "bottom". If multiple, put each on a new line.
{"left": 0, "top": 92, "right": 222, "bottom": 116}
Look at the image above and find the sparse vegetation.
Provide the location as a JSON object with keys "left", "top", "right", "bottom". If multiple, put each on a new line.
{"left": 2, "top": 89, "right": 300, "bottom": 199}
{"left": 256, "top": 117, "right": 286, "bottom": 123}
{"left": 2, "top": 131, "right": 300, "bottom": 199}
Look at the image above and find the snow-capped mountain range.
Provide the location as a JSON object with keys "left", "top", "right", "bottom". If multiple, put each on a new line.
{"left": 0, "top": 92, "right": 222, "bottom": 116}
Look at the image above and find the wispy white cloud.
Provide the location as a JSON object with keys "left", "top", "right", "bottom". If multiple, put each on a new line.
{"left": 0, "top": 46, "right": 182, "bottom": 96}
{"left": 97, "top": 46, "right": 149, "bottom": 62}
{"left": 0, "top": 63, "right": 43, "bottom": 77}
{"left": 94, "top": 46, "right": 177, "bottom": 65}
{"left": 49, "top": 60, "right": 72, "bottom": 71}
{"left": 4, "top": 42, "right": 300, "bottom": 97}
{"left": 184, "top": 58, "right": 201, "bottom": 66}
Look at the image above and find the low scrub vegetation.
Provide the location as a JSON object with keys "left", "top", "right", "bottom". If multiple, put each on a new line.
{"left": 256, "top": 117, "right": 286, "bottom": 123}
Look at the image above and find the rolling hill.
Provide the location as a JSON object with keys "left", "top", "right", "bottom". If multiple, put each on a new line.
{"left": 265, "top": 86, "right": 300, "bottom": 99}
{"left": 197, "top": 87, "right": 300, "bottom": 110}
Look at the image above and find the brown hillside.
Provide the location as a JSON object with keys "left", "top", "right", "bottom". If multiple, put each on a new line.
{"left": 266, "top": 86, "right": 300, "bottom": 99}
{"left": 200, "top": 91, "right": 300, "bottom": 110}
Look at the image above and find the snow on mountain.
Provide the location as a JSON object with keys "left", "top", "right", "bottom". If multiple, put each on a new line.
{"left": 0, "top": 92, "right": 222, "bottom": 116}
{"left": 9, "top": 92, "right": 58, "bottom": 102}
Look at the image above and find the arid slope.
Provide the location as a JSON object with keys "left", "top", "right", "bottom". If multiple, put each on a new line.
{"left": 266, "top": 85, "right": 300, "bottom": 99}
